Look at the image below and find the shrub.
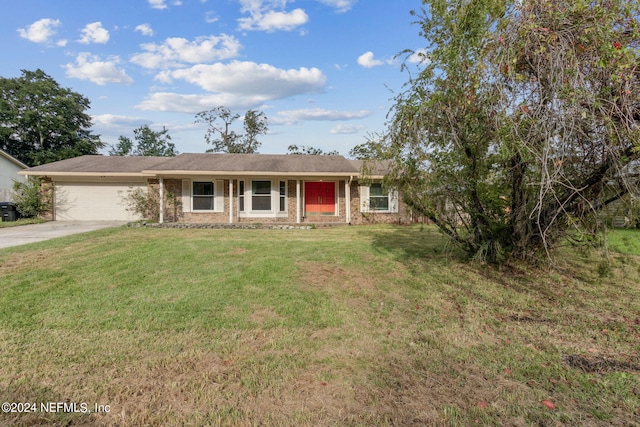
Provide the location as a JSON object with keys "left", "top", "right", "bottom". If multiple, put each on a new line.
{"left": 123, "top": 184, "right": 181, "bottom": 222}
{"left": 12, "top": 177, "right": 51, "bottom": 218}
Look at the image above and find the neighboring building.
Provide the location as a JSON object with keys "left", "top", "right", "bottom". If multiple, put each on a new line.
{"left": 19, "top": 153, "right": 409, "bottom": 224}
{"left": 0, "top": 149, "right": 27, "bottom": 202}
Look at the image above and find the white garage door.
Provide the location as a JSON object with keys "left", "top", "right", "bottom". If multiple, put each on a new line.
{"left": 55, "top": 183, "right": 145, "bottom": 221}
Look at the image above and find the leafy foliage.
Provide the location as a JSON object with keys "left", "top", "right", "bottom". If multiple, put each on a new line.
{"left": 385, "top": 0, "right": 640, "bottom": 262}
{"left": 109, "top": 125, "right": 177, "bottom": 157}
{"left": 12, "top": 177, "right": 51, "bottom": 218}
{"left": 287, "top": 144, "right": 340, "bottom": 155}
{"left": 195, "top": 107, "right": 268, "bottom": 154}
{"left": 349, "top": 134, "right": 394, "bottom": 160}
{"left": 124, "top": 184, "right": 181, "bottom": 222}
{"left": 0, "top": 69, "right": 103, "bottom": 166}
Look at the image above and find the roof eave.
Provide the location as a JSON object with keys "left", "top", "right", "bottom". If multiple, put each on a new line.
{"left": 18, "top": 171, "right": 156, "bottom": 177}
{"left": 0, "top": 150, "right": 28, "bottom": 169}
{"left": 145, "top": 170, "right": 356, "bottom": 177}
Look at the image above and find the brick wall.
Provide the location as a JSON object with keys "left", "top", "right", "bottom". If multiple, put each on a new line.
{"left": 348, "top": 180, "right": 411, "bottom": 225}
{"left": 167, "top": 177, "right": 413, "bottom": 225}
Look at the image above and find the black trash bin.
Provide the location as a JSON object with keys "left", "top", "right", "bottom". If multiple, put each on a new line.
{"left": 0, "top": 202, "right": 18, "bottom": 222}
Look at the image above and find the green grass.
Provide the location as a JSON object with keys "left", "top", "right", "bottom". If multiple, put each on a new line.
{"left": 0, "top": 217, "right": 45, "bottom": 228}
{"left": 0, "top": 225, "right": 639, "bottom": 426}
{"left": 607, "top": 228, "right": 640, "bottom": 256}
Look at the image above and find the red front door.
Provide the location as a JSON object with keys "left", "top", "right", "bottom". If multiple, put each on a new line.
{"left": 305, "top": 182, "right": 335, "bottom": 215}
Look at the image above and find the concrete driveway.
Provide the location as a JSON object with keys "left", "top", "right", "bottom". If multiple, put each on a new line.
{"left": 0, "top": 221, "right": 127, "bottom": 249}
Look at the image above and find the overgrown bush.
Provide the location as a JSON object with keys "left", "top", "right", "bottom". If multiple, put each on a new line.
{"left": 12, "top": 177, "right": 51, "bottom": 218}
{"left": 124, "top": 184, "right": 181, "bottom": 222}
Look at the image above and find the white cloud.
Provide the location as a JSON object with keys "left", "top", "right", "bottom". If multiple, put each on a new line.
{"left": 17, "top": 18, "right": 61, "bottom": 44}
{"left": 148, "top": 0, "right": 167, "bottom": 9}
{"left": 135, "top": 24, "right": 154, "bottom": 36}
{"left": 273, "top": 108, "right": 370, "bottom": 125}
{"left": 239, "top": 8, "right": 308, "bottom": 32}
{"left": 330, "top": 123, "right": 365, "bottom": 134}
{"left": 138, "top": 62, "right": 327, "bottom": 113}
{"left": 205, "top": 11, "right": 219, "bottom": 23}
{"left": 357, "top": 51, "right": 384, "bottom": 68}
{"left": 238, "top": 0, "right": 308, "bottom": 32}
{"left": 131, "top": 34, "right": 242, "bottom": 69}
{"left": 65, "top": 53, "right": 133, "bottom": 86}
{"left": 93, "top": 114, "right": 152, "bottom": 127}
{"left": 315, "top": 0, "right": 357, "bottom": 13}
{"left": 136, "top": 92, "right": 265, "bottom": 113}
{"left": 407, "top": 48, "right": 430, "bottom": 64}
{"left": 148, "top": 0, "right": 182, "bottom": 9}
{"left": 164, "top": 61, "right": 326, "bottom": 98}
{"left": 78, "top": 22, "right": 110, "bottom": 44}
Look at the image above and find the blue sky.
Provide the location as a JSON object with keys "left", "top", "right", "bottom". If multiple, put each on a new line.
{"left": 1, "top": 0, "right": 426, "bottom": 155}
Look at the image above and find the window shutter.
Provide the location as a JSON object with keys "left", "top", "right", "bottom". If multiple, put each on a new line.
{"left": 182, "top": 179, "right": 191, "bottom": 213}
{"left": 215, "top": 180, "right": 224, "bottom": 212}
{"left": 390, "top": 190, "right": 399, "bottom": 213}
{"left": 359, "top": 185, "right": 369, "bottom": 213}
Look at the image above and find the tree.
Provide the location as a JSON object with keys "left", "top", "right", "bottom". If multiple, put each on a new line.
{"left": 0, "top": 69, "right": 103, "bottom": 166}
{"left": 287, "top": 145, "right": 340, "bottom": 155}
{"left": 385, "top": 0, "right": 640, "bottom": 263}
{"left": 349, "top": 134, "right": 393, "bottom": 160}
{"left": 109, "top": 125, "right": 177, "bottom": 157}
{"left": 195, "top": 107, "right": 268, "bottom": 153}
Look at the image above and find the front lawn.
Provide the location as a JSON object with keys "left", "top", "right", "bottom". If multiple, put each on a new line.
{"left": 0, "top": 225, "right": 638, "bottom": 426}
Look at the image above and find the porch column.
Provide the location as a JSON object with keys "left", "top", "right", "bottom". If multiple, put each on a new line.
{"left": 345, "top": 178, "right": 351, "bottom": 224}
{"left": 159, "top": 177, "right": 164, "bottom": 224}
{"left": 296, "top": 180, "right": 301, "bottom": 224}
{"left": 229, "top": 179, "right": 233, "bottom": 224}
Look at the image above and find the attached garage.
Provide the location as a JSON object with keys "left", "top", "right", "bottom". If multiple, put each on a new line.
{"left": 17, "top": 155, "right": 170, "bottom": 222}
{"left": 54, "top": 182, "right": 145, "bottom": 221}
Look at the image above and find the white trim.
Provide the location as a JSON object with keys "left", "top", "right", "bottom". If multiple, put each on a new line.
{"left": 345, "top": 178, "right": 351, "bottom": 223}
{"left": 159, "top": 177, "right": 164, "bottom": 224}
{"left": 181, "top": 179, "right": 191, "bottom": 213}
{"left": 191, "top": 180, "right": 222, "bottom": 213}
{"left": 236, "top": 178, "right": 291, "bottom": 218}
{"left": 278, "top": 180, "right": 288, "bottom": 214}
{"left": 362, "top": 182, "right": 396, "bottom": 213}
{"left": 390, "top": 190, "right": 399, "bottom": 213}
{"left": 237, "top": 179, "right": 245, "bottom": 214}
{"left": 215, "top": 180, "right": 224, "bottom": 212}
{"left": 140, "top": 170, "right": 353, "bottom": 178}
{"left": 360, "top": 185, "right": 370, "bottom": 213}
{"left": 229, "top": 179, "right": 233, "bottom": 223}
{"left": 296, "top": 180, "right": 301, "bottom": 223}
{"left": 0, "top": 149, "right": 27, "bottom": 169}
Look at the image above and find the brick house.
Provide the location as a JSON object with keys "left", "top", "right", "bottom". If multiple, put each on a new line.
{"left": 20, "top": 153, "right": 409, "bottom": 225}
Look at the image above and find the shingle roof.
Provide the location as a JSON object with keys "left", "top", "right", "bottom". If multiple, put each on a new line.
{"left": 146, "top": 153, "right": 359, "bottom": 174}
{"left": 349, "top": 159, "right": 394, "bottom": 177}
{"left": 22, "top": 155, "right": 169, "bottom": 174}
{"left": 21, "top": 153, "right": 365, "bottom": 176}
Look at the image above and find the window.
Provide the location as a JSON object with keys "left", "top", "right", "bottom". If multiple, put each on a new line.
{"left": 369, "top": 183, "right": 389, "bottom": 211}
{"left": 238, "top": 180, "right": 245, "bottom": 212}
{"left": 252, "top": 180, "right": 271, "bottom": 211}
{"left": 279, "top": 181, "right": 287, "bottom": 212}
{"left": 193, "top": 182, "right": 214, "bottom": 210}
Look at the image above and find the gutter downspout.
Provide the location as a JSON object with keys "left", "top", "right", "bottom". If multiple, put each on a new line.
{"left": 159, "top": 177, "right": 164, "bottom": 224}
